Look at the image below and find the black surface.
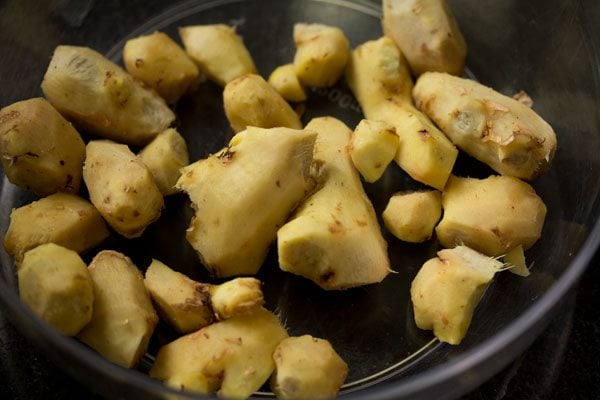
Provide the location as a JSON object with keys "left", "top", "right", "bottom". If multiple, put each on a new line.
{"left": 0, "top": 247, "right": 598, "bottom": 400}
{"left": 464, "top": 252, "right": 600, "bottom": 400}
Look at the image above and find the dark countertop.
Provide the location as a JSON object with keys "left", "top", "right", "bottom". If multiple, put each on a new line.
{"left": 464, "top": 250, "right": 600, "bottom": 400}
{"left": 1, "top": 249, "right": 599, "bottom": 400}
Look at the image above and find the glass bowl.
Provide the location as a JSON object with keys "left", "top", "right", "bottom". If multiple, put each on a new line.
{"left": 0, "top": 0, "right": 599, "bottom": 399}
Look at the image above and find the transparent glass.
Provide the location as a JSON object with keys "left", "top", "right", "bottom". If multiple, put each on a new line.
{"left": 0, "top": 0, "right": 599, "bottom": 399}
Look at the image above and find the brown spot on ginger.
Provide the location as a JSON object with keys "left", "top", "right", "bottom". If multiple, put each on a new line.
{"left": 328, "top": 214, "right": 343, "bottom": 233}
{"left": 0, "top": 110, "right": 20, "bottom": 125}
{"left": 418, "top": 129, "right": 431, "bottom": 140}
{"left": 319, "top": 270, "right": 335, "bottom": 283}
{"left": 217, "top": 147, "right": 235, "bottom": 163}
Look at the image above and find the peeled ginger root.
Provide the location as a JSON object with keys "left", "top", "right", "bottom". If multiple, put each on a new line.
{"left": 277, "top": 117, "right": 391, "bottom": 290}
{"left": 413, "top": 72, "right": 557, "bottom": 180}
{"left": 138, "top": 128, "right": 190, "bottom": 196}
{"left": 346, "top": 37, "right": 457, "bottom": 190}
{"left": 3, "top": 193, "right": 109, "bottom": 263}
{"left": 177, "top": 126, "right": 316, "bottom": 278}
{"left": 271, "top": 335, "right": 348, "bottom": 400}
{"left": 210, "top": 277, "right": 264, "bottom": 320}
{"left": 435, "top": 175, "right": 547, "bottom": 257}
{"left": 382, "top": 0, "right": 467, "bottom": 76}
{"left": 18, "top": 243, "right": 93, "bottom": 336}
{"left": 83, "top": 140, "right": 164, "bottom": 238}
{"left": 268, "top": 64, "right": 307, "bottom": 103}
{"left": 78, "top": 251, "right": 158, "bottom": 368}
{"left": 411, "top": 245, "right": 504, "bottom": 344}
{"left": 383, "top": 190, "right": 442, "bottom": 243}
{"left": 293, "top": 23, "right": 350, "bottom": 88}
{"left": 179, "top": 24, "right": 257, "bottom": 87}
{"left": 223, "top": 74, "right": 302, "bottom": 133}
{"left": 144, "top": 259, "right": 214, "bottom": 334}
{"left": 41, "top": 45, "right": 175, "bottom": 146}
{"left": 0, "top": 97, "right": 85, "bottom": 196}
{"left": 150, "top": 307, "right": 288, "bottom": 399}
{"left": 123, "top": 31, "right": 199, "bottom": 104}
{"left": 349, "top": 119, "right": 398, "bottom": 183}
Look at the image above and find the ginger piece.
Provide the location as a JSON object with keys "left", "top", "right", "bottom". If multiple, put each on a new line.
{"left": 411, "top": 245, "right": 504, "bottom": 344}
{"left": 223, "top": 74, "right": 302, "bottom": 133}
{"left": 349, "top": 119, "right": 398, "bottom": 183}
{"left": 138, "top": 128, "right": 189, "bottom": 196}
{"left": 210, "top": 277, "right": 264, "bottom": 320}
{"left": 345, "top": 36, "right": 413, "bottom": 115}
{"left": 78, "top": 251, "right": 158, "bottom": 368}
{"left": 293, "top": 23, "right": 350, "bottom": 87}
{"left": 123, "top": 31, "right": 200, "bottom": 104}
{"left": 3, "top": 193, "right": 109, "bottom": 263}
{"left": 179, "top": 24, "right": 257, "bottom": 87}
{"left": 0, "top": 98, "right": 85, "bottom": 196}
{"left": 150, "top": 307, "right": 288, "bottom": 399}
{"left": 413, "top": 72, "right": 557, "bottom": 180}
{"left": 144, "top": 259, "right": 213, "bottom": 334}
{"left": 346, "top": 37, "right": 457, "bottom": 190}
{"left": 383, "top": 190, "right": 442, "bottom": 243}
{"left": 18, "top": 243, "right": 93, "bottom": 335}
{"left": 41, "top": 46, "right": 175, "bottom": 146}
{"left": 268, "top": 64, "right": 307, "bottom": 102}
{"left": 176, "top": 126, "right": 316, "bottom": 277}
{"left": 271, "top": 335, "right": 348, "bottom": 400}
{"left": 277, "top": 117, "right": 391, "bottom": 290}
{"left": 382, "top": 0, "right": 467, "bottom": 76}
{"left": 83, "top": 140, "right": 163, "bottom": 238}
{"left": 377, "top": 101, "right": 458, "bottom": 190}
{"left": 436, "top": 175, "right": 547, "bottom": 256}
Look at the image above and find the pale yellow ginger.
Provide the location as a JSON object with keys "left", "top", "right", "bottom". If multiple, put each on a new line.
{"left": 176, "top": 126, "right": 316, "bottom": 277}
{"left": 268, "top": 64, "right": 307, "bottom": 102}
{"left": 293, "top": 23, "right": 350, "bottom": 87}
{"left": 383, "top": 190, "right": 442, "bottom": 243}
{"left": 78, "top": 251, "right": 158, "bottom": 368}
{"left": 41, "top": 46, "right": 175, "bottom": 146}
{"left": 382, "top": 0, "right": 467, "bottom": 76}
{"left": 18, "top": 243, "right": 94, "bottom": 336}
{"left": 83, "top": 140, "right": 163, "bottom": 238}
{"left": 278, "top": 117, "right": 391, "bottom": 290}
{"left": 138, "top": 128, "right": 189, "bottom": 196}
{"left": 3, "top": 193, "right": 109, "bottom": 263}
{"left": 123, "top": 31, "right": 200, "bottom": 104}
{"left": 436, "top": 175, "right": 547, "bottom": 256}
{"left": 179, "top": 24, "right": 257, "bottom": 87}
{"left": 150, "top": 307, "right": 288, "bottom": 399}
{"left": 411, "top": 245, "right": 504, "bottom": 344}
{"left": 209, "top": 277, "right": 264, "bottom": 320}
{"left": 345, "top": 36, "right": 413, "bottom": 115}
{"left": 349, "top": 119, "right": 398, "bottom": 183}
{"left": 346, "top": 37, "right": 457, "bottom": 190}
{"left": 145, "top": 260, "right": 265, "bottom": 332}
{"left": 144, "top": 259, "right": 213, "bottom": 334}
{"left": 271, "top": 335, "right": 348, "bottom": 400}
{"left": 413, "top": 72, "right": 557, "bottom": 180}
{"left": 223, "top": 73, "right": 302, "bottom": 133}
{"left": 0, "top": 98, "right": 85, "bottom": 196}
